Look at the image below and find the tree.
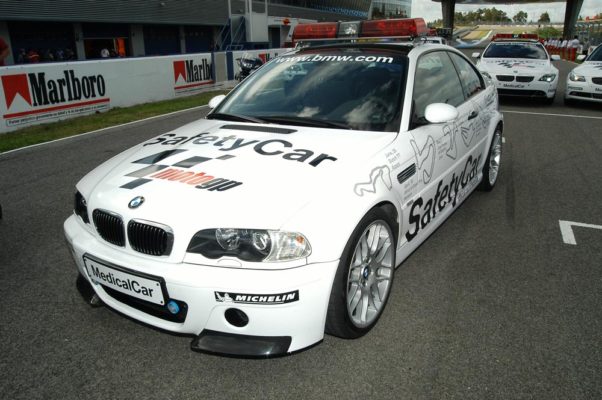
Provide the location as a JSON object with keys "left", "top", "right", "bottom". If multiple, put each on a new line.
{"left": 539, "top": 12, "right": 551, "bottom": 24}
{"left": 513, "top": 11, "right": 528, "bottom": 24}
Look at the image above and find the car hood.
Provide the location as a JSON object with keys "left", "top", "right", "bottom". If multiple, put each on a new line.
{"left": 572, "top": 61, "right": 602, "bottom": 77}
{"left": 479, "top": 58, "right": 551, "bottom": 73}
{"left": 80, "top": 119, "right": 395, "bottom": 231}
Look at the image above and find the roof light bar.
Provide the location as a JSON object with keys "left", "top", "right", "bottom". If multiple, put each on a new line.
{"left": 493, "top": 33, "right": 539, "bottom": 41}
{"left": 338, "top": 21, "right": 361, "bottom": 38}
{"left": 360, "top": 18, "right": 427, "bottom": 38}
{"left": 292, "top": 22, "right": 338, "bottom": 42}
{"left": 292, "top": 17, "right": 428, "bottom": 45}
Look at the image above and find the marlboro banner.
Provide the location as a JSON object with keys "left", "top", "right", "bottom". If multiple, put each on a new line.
{"left": 0, "top": 52, "right": 232, "bottom": 133}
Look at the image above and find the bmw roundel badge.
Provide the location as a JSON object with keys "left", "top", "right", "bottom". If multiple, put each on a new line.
{"left": 128, "top": 196, "right": 145, "bottom": 209}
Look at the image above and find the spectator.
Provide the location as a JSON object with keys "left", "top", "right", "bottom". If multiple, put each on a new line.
{"left": 17, "top": 48, "right": 27, "bottom": 64}
{"left": 27, "top": 48, "right": 40, "bottom": 63}
{"left": 64, "top": 48, "right": 75, "bottom": 60}
{"left": 570, "top": 35, "right": 580, "bottom": 49}
{"left": 43, "top": 48, "right": 55, "bottom": 62}
{"left": 100, "top": 47, "right": 110, "bottom": 58}
{"left": 0, "top": 36, "right": 9, "bottom": 66}
{"left": 560, "top": 37, "right": 568, "bottom": 48}
{"left": 55, "top": 48, "right": 64, "bottom": 61}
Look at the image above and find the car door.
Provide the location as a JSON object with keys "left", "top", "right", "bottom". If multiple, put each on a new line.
{"left": 396, "top": 50, "right": 478, "bottom": 247}
{"left": 448, "top": 51, "right": 491, "bottom": 162}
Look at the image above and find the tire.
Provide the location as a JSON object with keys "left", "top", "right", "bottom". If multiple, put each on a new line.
{"left": 478, "top": 126, "right": 502, "bottom": 191}
{"left": 326, "top": 207, "right": 396, "bottom": 339}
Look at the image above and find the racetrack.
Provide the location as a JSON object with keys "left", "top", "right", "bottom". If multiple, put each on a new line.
{"left": 0, "top": 58, "right": 601, "bottom": 399}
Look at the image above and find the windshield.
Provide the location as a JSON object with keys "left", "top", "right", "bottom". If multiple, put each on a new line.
{"left": 483, "top": 42, "right": 548, "bottom": 59}
{"left": 586, "top": 45, "right": 602, "bottom": 61}
{"left": 213, "top": 48, "right": 407, "bottom": 132}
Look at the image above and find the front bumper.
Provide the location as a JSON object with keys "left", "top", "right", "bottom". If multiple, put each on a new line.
{"left": 64, "top": 215, "right": 339, "bottom": 356}
{"left": 493, "top": 77, "right": 557, "bottom": 99}
{"left": 565, "top": 81, "right": 602, "bottom": 103}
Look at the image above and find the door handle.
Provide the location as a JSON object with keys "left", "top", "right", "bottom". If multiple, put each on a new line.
{"left": 468, "top": 110, "right": 479, "bottom": 120}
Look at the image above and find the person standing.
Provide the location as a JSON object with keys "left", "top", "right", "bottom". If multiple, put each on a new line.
{"left": 0, "top": 36, "right": 9, "bottom": 66}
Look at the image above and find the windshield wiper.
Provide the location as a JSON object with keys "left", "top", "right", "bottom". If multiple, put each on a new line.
{"left": 206, "top": 112, "right": 266, "bottom": 124}
{"left": 256, "top": 115, "right": 351, "bottom": 130}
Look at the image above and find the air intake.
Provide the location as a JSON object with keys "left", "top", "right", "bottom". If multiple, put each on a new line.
{"left": 128, "top": 220, "right": 174, "bottom": 256}
{"left": 496, "top": 75, "right": 514, "bottom": 82}
{"left": 516, "top": 76, "right": 534, "bottom": 82}
{"left": 93, "top": 209, "right": 125, "bottom": 247}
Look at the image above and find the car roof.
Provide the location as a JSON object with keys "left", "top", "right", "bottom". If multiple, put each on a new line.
{"left": 292, "top": 41, "right": 461, "bottom": 57}
{"left": 490, "top": 39, "right": 541, "bottom": 44}
{"left": 294, "top": 42, "right": 414, "bottom": 56}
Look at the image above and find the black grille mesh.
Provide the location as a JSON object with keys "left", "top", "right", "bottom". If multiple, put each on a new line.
{"left": 592, "top": 77, "right": 602, "bottom": 85}
{"left": 128, "top": 221, "right": 172, "bottom": 256}
{"left": 496, "top": 75, "right": 514, "bottom": 82}
{"left": 497, "top": 89, "right": 547, "bottom": 97}
{"left": 516, "top": 76, "right": 534, "bottom": 82}
{"left": 93, "top": 210, "right": 125, "bottom": 247}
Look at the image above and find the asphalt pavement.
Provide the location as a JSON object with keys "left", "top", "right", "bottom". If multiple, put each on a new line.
{"left": 0, "top": 58, "right": 600, "bottom": 400}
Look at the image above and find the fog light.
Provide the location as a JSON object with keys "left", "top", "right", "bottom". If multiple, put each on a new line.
{"left": 167, "top": 300, "right": 180, "bottom": 314}
{"left": 225, "top": 308, "right": 249, "bottom": 327}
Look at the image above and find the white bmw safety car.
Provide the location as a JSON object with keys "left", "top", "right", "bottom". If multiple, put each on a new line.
{"left": 565, "top": 44, "right": 602, "bottom": 104}
{"left": 64, "top": 18, "right": 503, "bottom": 357}
{"left": 473, "top": 37, "right": 560, "bottom": 104}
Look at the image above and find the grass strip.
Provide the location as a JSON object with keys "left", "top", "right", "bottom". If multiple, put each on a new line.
{"left": 0, "top": 89, "right": 229, "bottom": 154}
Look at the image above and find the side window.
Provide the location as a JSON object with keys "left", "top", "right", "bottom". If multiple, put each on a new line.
{"left": 449, "top": 52, "right": 484, "bottom": 99}
{"left": 412, "top": 51, "right": 465, "bottom": 126}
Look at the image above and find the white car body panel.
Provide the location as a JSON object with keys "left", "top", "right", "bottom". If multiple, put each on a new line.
{"left": 476, "top": 42, "right": 559, "bottom": 99}
{"left": 64, "top": 42, "right": 503, "bottom": 355}
{"left": 565, "top": 61, "right": 602, "bottom": 103}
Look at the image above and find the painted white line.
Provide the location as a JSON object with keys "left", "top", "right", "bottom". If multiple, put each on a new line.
{"left": 503, "top": 110, "right": 602, "bottom": 120}
{"left": 559, "top": 220, "right": 602, "bottom": 245}
{"left": 0, "top": 104, "right": 209, "bottom": 157}
{"left": 502, "top": 137, "right": 506, "bottom": 144}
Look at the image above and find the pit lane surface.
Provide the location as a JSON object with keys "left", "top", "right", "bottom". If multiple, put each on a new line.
{"left": 1, "top": 59, "right": 600, "bottom": 399}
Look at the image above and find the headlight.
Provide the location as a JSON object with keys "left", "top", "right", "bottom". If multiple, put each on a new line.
{"left": 569, "top": 72, "right": 586, "bottom": 82}
{"left": 539, "top": 74, "right": 556, "bottom": 82}
{"left": 74, "top": 191, "right": 89, "bottom": 223}
{"left": 187, "top": 229, "right": 311, "bottom": 262}
{"left": 481, "top": 71, "right": 491, "bottom": 79}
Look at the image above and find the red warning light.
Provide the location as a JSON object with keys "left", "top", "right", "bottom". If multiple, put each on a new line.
{"left": 292, "top": 22, "right": 338, "bottom": 42}
{"left": 360, "top": 18, "right": 428, "bottom": 38}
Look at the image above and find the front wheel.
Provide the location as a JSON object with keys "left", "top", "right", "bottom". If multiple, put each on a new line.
{"left": 326, "top": 208, "right": 396, "bottom": 339}
{"left": 478, "top": 126, "right": 502, "bottom": 191}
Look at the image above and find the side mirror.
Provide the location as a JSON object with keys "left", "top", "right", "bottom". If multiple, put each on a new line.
{"left": 424, "top": 103, "right": 459, "bottom": 124}
{"left": 550, "top": 54, "right": 561, "bottom": 61}
{"left": 577, "top": 54, "right": 586, "bottom": 61}
{"left": 471, "top": 52, "right": 480, "bottom": 59}
{"left": 208, "top": 94, "right": 226, "bottom": 109}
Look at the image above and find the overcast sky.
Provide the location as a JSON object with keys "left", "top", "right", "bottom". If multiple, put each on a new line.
{"left": 411, "top": 0, "right": 601, "bottom": 23}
